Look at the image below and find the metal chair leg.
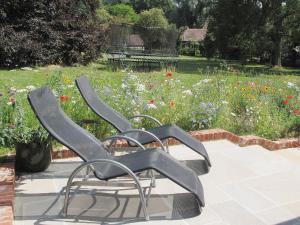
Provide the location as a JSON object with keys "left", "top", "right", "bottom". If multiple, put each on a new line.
{"left": 62, "top": 160, "right": 150, "bottom": 221}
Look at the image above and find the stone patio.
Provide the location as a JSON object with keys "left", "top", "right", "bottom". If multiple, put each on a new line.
{"left": 14, "top": 140, "right": 300, "bottom": 225}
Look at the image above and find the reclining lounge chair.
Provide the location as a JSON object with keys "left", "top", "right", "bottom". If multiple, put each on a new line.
{"left": 75, "top": 75, "right": 211, "bottom": 174}
{"left": 28, "top": 87, "right": 205, "bottom": 221}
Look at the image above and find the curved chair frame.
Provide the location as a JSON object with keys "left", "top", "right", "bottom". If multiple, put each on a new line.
{"left": 63, "top": 159, "right": 149, "bottom": 221}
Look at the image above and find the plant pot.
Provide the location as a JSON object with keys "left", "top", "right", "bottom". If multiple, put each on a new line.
{"left": 15, "top": 140, "right": 52, "bottom": 172}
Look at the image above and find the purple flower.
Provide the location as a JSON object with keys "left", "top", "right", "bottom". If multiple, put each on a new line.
{"left": 0, "top": 93, "right": 3, "bottom": 97}
{"left": 8, "top": 124, "right": 16, "bottom": 129}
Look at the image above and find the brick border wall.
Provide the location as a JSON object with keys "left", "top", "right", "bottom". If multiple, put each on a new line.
{"left": 0, "top": 162, "right": 15, "bottom": 225}
{"left": 52, "top": 128, "right": 300, "bottom": 159}
{"left": 1, "top": 128, "right": 300, "bottom": 224}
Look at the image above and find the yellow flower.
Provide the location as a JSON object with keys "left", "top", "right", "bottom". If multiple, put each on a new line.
{"left": 262, "top": 85, "right": 269, "bottom": 92}
{"left": 63, "top": 76, "right": 72, "bottom": 85}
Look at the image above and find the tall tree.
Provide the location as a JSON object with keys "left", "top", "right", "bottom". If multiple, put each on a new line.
{"left": 206, "top": 0, "right": 262, "bottom": 59}
{"left": 174, "top": 0, "right": 214, "bottom": 27}
{"left": 260, "top": 0, "right": 300, "bottom": 66}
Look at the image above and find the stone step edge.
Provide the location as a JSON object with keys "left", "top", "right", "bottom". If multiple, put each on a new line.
{"left": 52, "top": 128, "right": 300, "bottom": 159}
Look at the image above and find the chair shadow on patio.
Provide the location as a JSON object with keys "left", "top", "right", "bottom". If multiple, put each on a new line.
{"left": 14, "top": 160, "right": 202, "bottom": 224}
{"left": 15, "top": 190, "right": 200, "bottom": 224}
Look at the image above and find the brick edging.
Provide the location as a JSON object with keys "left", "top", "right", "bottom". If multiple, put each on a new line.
{"left": 52, "top": 128, "right": 300, "bottom": 159}
{"left": 0, "top": 162, "right": 15, "bottom": 225}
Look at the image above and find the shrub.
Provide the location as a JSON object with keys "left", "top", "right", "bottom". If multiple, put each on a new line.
{"left": 106, "top": 3, "right": 139, "bottom": 24}
{"left": 135, "top": 8, "right": 177, "bottom": 52}
{"left": 0, "top": 0, "right": 107, "bottom": 68}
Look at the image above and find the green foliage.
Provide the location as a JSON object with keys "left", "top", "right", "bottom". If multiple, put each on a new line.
{"left": 0, "top": 86, "right": 49, "bottom": 146}
{"left": 102, "top": 0, "right": 176, "bottom": 21}
{"left": 205, "top": 0, "right": 300, "bottom": 66}
{"left": 96, "top": 7, "right": 112, "bottom": 24}
{"left": 179, "top": 42, "right": 202, "bottom": 56}
{"left": 135, "top": 8, "right": 177, "bottom": 51}
{"left": 136, "top": 8, "right": 168, "bottom": 28}
{"left": 106, "top": 3, "right": 139, "bottom": 24}
{"left": 0, "top": 0, "right": 107, "bottom": 68}
{"left": 174, "top": 0, "right": 213, "bottom": 28}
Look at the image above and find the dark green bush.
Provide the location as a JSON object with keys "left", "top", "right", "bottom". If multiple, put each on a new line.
{"left": 179, "top": 42, "right": 201, "bottom": 56}
{"left": 0, "top": 0, "right": 107, "bottom": 68}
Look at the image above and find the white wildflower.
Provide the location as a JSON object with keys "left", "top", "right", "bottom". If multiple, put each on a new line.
{"left": 53, "top": 90, "right": 58, "bottom": 97}
{"left": 182, "top": 90, "right": 193, "bottom": 96}
{"left": 9, "top": 87, "right": 16, "bottom": 92}
{"left": 21, "top": 67, "right": 32, "bottom": 71}
{"left": 287, "top": 82, "right": 295, "bottom": 88}
{"left": 121, "top": 83, "right": 126, "bottom": 89}
{"left": 221, "top": 100, "right": 229, "bottom": 104}
{"left": 26, "top": 85, "right": 35, "bottom": 91}
{"left": 103, "top": 86, "right": 111, "bottom": 96}
{"left": 202, "top": 79, "right": 212, "bottom": 83}
{"left": 160, "top": 101, "right": 166, "bottom": 106}
{"left": 16, "top": 89, "right": 27, "bottom": 93}
{"left": 137, "top": 84, "right": 145, "bottom": 92}
{"left": 145, "top": 103, "right": 157, "bottom": 110}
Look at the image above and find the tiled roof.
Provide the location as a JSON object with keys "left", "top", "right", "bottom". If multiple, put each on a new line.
{"left": 181, "top": 28, "right": 207, "bottom": 42}
{"left": 128, "top": 34, "right": 144, "bottom": 47}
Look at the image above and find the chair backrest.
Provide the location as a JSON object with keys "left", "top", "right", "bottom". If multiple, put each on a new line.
{"left": 76, "top": 75, "right": 132, "bottom": 132}
{"left": 28, "top": 87, "right": 111, "bottom": 162}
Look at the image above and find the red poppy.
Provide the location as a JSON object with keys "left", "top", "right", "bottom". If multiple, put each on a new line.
{"left": 166, "top": 71, "right": 173, "bottom": 77}
{"left": 169, "top": 100, "right": 175, "bottom": 108}
{"left": 149, "top": 99, "right": 155, "bottom": 104}
{"left": 293, "top": 109, "right": 299, "bottom": 115}
{"left": 60, "top": 95, "right": 70, "bottom": 102}
{"left": 287, "top": 95, "right": 294, "bottom": 99}
{"left": 283, "top": 99, "right": 289, "bottom": 105}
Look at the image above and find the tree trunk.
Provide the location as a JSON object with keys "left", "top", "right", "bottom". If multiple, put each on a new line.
{"left": 272, "top": 36, "right": 282, "bottom": 66}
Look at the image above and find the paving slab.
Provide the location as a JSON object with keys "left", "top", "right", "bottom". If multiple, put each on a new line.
{"left": 14, "top": 140, "right": 300, "bottom": 225}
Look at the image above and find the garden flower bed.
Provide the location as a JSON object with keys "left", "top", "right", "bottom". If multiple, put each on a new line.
{"left": 1, "top": 62, "right": 300, "bottom": 154}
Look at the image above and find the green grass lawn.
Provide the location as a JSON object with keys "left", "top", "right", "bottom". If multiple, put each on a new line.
{"left": 1, "top": 56, "right": 299, "bottom": 92}
{"left": 1, "top": 56, "right": 300, "bottom": 156}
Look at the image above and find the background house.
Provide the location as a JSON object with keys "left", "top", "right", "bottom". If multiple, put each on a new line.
{"left": 179, "top": 24, "right": 208, "bottom": 56}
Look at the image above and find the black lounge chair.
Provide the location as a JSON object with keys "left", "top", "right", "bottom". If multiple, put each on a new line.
{"left": 75, "top": 75, "right": 211, "bottom": 174}
{"left": 28, "top": 87, "right": 205, "bottom": 221}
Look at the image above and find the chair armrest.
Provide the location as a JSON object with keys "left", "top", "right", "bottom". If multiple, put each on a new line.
{"left": 120, "top": 129, "right": 166, "bottom": 152}
{"left": 102, "top": 135, "right": 146, "bottom": 151}
{"left": 127, "top": 115, "right": 169, "bottom": 153}
{"left": 128, "top": 114, "right": 163, "bottom": 126}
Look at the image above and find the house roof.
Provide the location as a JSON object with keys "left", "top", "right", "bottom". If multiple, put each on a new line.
{"left": 128, "top": 34, "right": 144, "bottom": 47}
{"left": 181, "top": 28, "right": 207, "bottom": 42}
